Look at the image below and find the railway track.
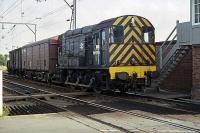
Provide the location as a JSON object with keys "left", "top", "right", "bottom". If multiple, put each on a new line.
{"left": 3, "top": 80, "right": 134, "bottom": 133}
{"left": 4, "top": 74, "right": 200, "bottom": 110}
{"left": 107, "top": 92, "right": 200, "bottom": 114}
{"left": 3, "top": 86, "right": 65, "bottom": 115}
{"left": 3, "top": 79, "right": 200, "bottom": 133}
{"left": 3, "top": 73, "right": 81, "bottom": 93}
{"left": 4, "top": 77, "right": 199, "bottom": 114}
{"left": 4, "top": 74, "right": 200, "bottom": 115}
{"left": 4, "top": 73, "right": 199, "bottom": 105}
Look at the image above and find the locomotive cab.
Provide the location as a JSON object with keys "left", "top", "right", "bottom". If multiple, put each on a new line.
{"left": 92, "top": 25, "right": 124, "bottom": 66}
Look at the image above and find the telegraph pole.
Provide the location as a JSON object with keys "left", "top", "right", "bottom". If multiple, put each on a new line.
{"left": 0, "top": 22, "right": 37, "bottom": 42}
{"left": 73, "top": 0, "right": 76, "bottom": 29}
{"left": 63, "top": 0, "right": 77, "bottom": 30}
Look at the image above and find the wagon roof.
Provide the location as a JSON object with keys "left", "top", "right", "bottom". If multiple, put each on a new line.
{"left": 21, "top": 36, "right": 59, "bottom": 48}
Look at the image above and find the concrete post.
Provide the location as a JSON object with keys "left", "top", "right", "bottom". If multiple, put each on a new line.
{"left": 0, "top": 70, "right": 2, "bottom": 116}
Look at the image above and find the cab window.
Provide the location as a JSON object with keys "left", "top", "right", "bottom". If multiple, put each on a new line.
{"left": 110, "top": 26, "right": 124, "bottom": 44}
{"left": 142, "top": 27, "right": 154, "bottom": 44}
{"left": 102, "top": 30, "right": 106, "bottom": 46}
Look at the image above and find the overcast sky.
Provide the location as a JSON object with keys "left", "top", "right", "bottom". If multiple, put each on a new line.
{"left": 0, "top": 0, "right": 190, "bottom": 54}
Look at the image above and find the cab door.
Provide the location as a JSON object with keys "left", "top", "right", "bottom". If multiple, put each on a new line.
{"left": 93, "top": 30, "right": 107, "bottom": 66}
{"left": 93, "top": 32, "right": 101, "bottom": 66}
{"left": 101, "top": 30, "right": 107, "bottom": 66}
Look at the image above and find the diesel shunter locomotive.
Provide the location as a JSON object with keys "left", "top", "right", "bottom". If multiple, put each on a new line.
{"left": 8, "top": 15, "right": 156, "bottom": 93}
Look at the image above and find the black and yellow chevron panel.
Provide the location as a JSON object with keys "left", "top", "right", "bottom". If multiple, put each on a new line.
{"left": 109, "top": 15, "right": 156, "bottom": 79}
{"left": 109, "top": 15, "right": 156, "bottom": 66}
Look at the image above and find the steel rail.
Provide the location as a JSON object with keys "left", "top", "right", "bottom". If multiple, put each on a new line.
{"left": 3, "top": 83, "right": 133, "bottom": 133}
{"left": 4, "top": 74, "right": 199, "bottom": 106}
{"left": 3, "top": 79, "right": 200, "bottom": 133}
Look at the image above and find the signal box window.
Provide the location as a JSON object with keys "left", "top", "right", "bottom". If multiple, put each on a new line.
{"left": 193, "top": 0, "right": 200, "bottom": 24}
{"left": 110, "top": 26, "right": 124, "bottom": 44}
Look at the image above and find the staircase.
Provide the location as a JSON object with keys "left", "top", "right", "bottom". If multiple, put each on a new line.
{"left": 151, "top": 21, "right": 191, "bottom": 91}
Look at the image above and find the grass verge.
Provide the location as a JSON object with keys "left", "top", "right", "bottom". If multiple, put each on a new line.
{"left": 0, "top": 66, "right": 7, "bottom": 72}
{"left": 0, "top": 104, "right": 10, "bottom": 117}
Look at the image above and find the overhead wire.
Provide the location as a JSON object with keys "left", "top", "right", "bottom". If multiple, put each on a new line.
{"left": 2, "top": 0, "right": 74, "bottom": 46}
{"left": 0, "top": 0, "right": 23, "bottom": 44}
{"left": 4, "top": 1, "right": 35, "bottom": 22}
{"left": 5, "top": 4, "right": 69, "bottom": 41}
{"left": 27, "top": 4, "right": 67, "bottom": 23}
{"left": 3, "top": 0, "right": 24, "bottom": 18}
{"left": 0, "top": 0, "right": 20, "bottom": 17}
{"left": 0, "top": 0, "right": 5, "bottom": 13}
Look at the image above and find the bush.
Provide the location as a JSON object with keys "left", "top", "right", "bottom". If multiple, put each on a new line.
{"left": 0, "top": 54, "right": 8, "bottom": 66}
{"left": 1, "top": 104, "right": 10, "bottom": 117}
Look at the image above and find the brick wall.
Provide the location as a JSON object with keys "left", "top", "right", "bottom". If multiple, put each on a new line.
{"left": 192, "top": 45, "right": 200, "bottom": 100}
{"left": 160, "top": 48, "right": 192, "bottom": 93}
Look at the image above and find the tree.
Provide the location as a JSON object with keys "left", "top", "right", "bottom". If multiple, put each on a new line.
{"left": 0, "top": 54, "right": 8, "bottom": 66}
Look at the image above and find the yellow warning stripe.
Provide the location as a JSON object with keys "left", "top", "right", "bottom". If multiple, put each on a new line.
{"left": 124, "top": 26, "right": 131, "bottom": 35}
{"left": 135, "top": 27, "right": 142, "bottom": 35}
{"left": 124, "top": 20, "right": 142, "bottom": 36}
{"left": 142, "top": 18, "right": 151, "bottom": 27}
{"left": 123, "top": 47, "right": 143, "bottom": 64}
{"left": 132, "top": 48, "right": 143, "bottom": 63}
{"left": 143, "top": 45, "right": 155, "bottom": 60}
{"left": 122, "top": 51, "right": 132, "bottom": 64}
{"left": 124, "top": 31, "right": 133, "bottom": 44}
{"left": 109, "top": 44, "right": 123, "bottom": 62}
{"left": 109, "top": 44, "right": 117, "bottom": 53}
{"left": 110, "top": 16, "right": 132, "bottom": 63}
{"left": 121, "top": 16, "right": 132, "bottom": 26}
{"left": 135, "top": 45, "right": 149, "bottom": 62}
{"left": 132, "top": 31, "right": 142, "bottom": 44}
{"left": 134, "top": 16, "right": 144, "bottom": 27}
{"left": 113, "top": 16, "right": 124, "bottom": 25}
{"left": 115, "top": 44, "right": 132, "bottom": 63}
{"left": 149, "top": 44, "right": 156, "bottom": 52}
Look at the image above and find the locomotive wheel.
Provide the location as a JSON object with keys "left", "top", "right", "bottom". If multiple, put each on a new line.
{"left": 68, "top": 85, "right": 76, "bottom": 90}
{"left": 90, "top": 78, "right": 102, "bottom": 93}
{"left": 93, "top": 86, "right": 103, "bottom": 94}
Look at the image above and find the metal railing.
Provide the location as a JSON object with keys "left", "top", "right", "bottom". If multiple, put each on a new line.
{"left": 157, "top": 21, "right": 180, "bottom": 71}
